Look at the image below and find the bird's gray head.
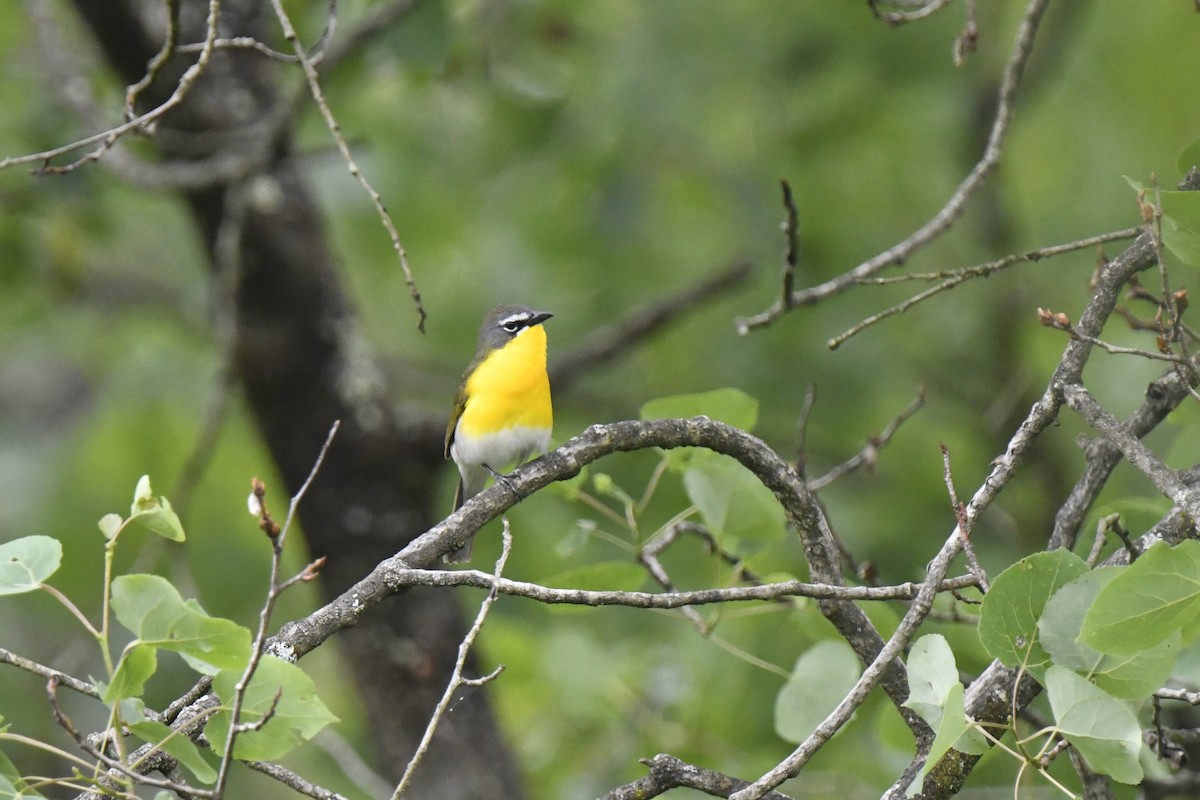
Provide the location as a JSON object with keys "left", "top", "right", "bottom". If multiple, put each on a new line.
{"left": 477, "top": 304, "right": 554, "bottom": 352}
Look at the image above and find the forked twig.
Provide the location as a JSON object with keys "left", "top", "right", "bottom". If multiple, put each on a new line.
{"left": 807, "top": 388, "right": 926, "bottom": 491}
{"left": 940, "top": 444, "right": 989, "bottom": 593}
{"left": 737, "top": 0, "right": 1053, "bottom": 334}
{"left": 828, "top": 227, "right": 1140, "bottom": 350}
{"left": 213, "top": 422, "right": 341, "bottom": 798}
{"left": 5, "top": 0, "right": 224, "bottom": 175}
{"left": 388, "top": 521, "right": 514, "bottom": 799}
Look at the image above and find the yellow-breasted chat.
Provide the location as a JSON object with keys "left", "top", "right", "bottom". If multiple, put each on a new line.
{"left": 444, "top": 304, "right": 553, "bottom": 562}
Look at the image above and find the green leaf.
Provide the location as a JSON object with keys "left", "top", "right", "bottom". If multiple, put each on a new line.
{"left": 978, "top": 549, "right": 1088, "bottom": 673}
{"left": 682, "top": 452, "right": 785, "bottom": 542}
{"left": 97, "top": 513, "right": 123, "bottom": 540}
{"left": 640, "top": 388, "right": 759, "bottom": 431}
{"left": 0, "top": 742, "right": 46, "bottom": 799}
{"left": 903, "top": 634, "right": 960, "bottom": 729}
{"left": 171, "top": 604, "right": 255, "bottom": 675}
{"left": 207, "top": 656, "right": 338, "bottom": 760}
{"left": 902, "top": 683, "right": 983, "bottom": 799}
{"left": 104, "top": 643, "right": 158, "bottom": 702}
{"left": 111, "top": 574, "right": 178, "bottom": 639}
{"left": 110, "top": 575, "right": 251, "bottom": 673}
{"left": 1123, "top": 178, "right": 1200, "bottom": 266}
{"left": 123, "top": 476, "right": 185, "bottom": 542}
{"left": 1045, "top": 665, "right": 1143, "bottom": 784}
{"left": 128, "top": 497, "right": 185, "bottom": 542}
{"left": 0, "top": 536, "right": 63, "bottom": 595}
{"left": 904, "top": 684, "right": 978, "bottom": 798}
{"left": 902, "top": 635, "right": 988, "bottom": 759}
{"left": 774, "top": 639, "right": 860, "bottom": 744}
{"left": 1081, "top": 540, "right": 1200, "bottom": 655}
{"left": 128, "top": 720, "right": 217, "bottom": 784}
{"left": 1160, "top": 191, "right": 1200, "bottom": 266}
{"left": 124, "top": 475, "right": 185, "bottom": 542}
{"left": 1040, "top": 567, "right": 1180, "bottom": 699}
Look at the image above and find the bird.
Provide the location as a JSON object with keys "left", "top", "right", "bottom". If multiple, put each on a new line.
{"left": 443, "top": 304, "right": 554, "bottom": 562}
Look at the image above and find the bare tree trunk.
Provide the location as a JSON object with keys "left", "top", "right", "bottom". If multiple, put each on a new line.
{"left": 66, "top": 0, "right": 526, "bottom": 796}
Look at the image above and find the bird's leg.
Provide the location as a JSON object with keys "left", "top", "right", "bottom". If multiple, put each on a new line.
{"left": 485, "top": 463, "right": 524, "bottom": 501}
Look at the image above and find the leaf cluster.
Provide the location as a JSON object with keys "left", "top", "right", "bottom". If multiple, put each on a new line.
{"left": 0, "top": 477, "right": 335, "bottom": 799}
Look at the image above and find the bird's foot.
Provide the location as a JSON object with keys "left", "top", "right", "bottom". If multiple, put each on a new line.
{"left": 485, "top": 464, "right": 523, "bottom": 501}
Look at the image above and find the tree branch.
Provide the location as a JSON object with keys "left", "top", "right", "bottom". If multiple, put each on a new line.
{"left": 736, "top": 0, "right": 1052, "bottom": 333}
{"left": 1063, "top": 384, "right": 1200, "bottom": 519}
{"left": 269, "top": 415, "right": 927, "bottom": 738}
{"left": 891, "top": 229, "right": 1162, "bottom": 800}
{"left": 360, "top": 566, "right": 981, "bottom": 608}
{"left": 598, "top": 754, "right": 796, "bottom": 800}
{"left": 731, "top": 516, "right": 965, "bottom": 799}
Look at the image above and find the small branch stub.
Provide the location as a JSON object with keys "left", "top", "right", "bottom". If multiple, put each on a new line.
{"left": 1037, "top": 307, "right": 1072, "bottom": 331}
{"left": 249, "top": 477, "right": 281, "bottom": 539}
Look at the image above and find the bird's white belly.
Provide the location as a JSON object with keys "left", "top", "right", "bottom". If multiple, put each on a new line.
{"left": 451, "top": 424, "right": 551, "bottom": 469}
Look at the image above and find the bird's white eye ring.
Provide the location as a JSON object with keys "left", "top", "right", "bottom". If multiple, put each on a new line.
{"left": 501, "top": 318, "right": 523, "bottom": 333}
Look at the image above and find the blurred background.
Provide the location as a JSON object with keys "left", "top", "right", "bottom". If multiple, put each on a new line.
{"left": 2, "top": 1, "right": 1198, "bottom": 797}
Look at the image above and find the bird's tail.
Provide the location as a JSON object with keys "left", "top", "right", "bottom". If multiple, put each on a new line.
{"left": 444, "top": 470, "right": 483, "bottom": 563}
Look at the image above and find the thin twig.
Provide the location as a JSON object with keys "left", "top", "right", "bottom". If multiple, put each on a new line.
{"left": 364, "top": 568, "right": 980, "bottom": 608}
{"left": 5, "top": 0, "right": 224, "bottom": 174}
{"left": 1156, "top": 688, "right": 1200, "bottom": 706}
{"left": 0, "top": 649, "right": 100, "bottom": 700}
{"left": 807, "top": 388, "right": 926, "bottom": 491}
{"left": 245, "top": 761, "right": 350, "bottom": 800}
{"left": 266, "top": 0, "right": 426, "bottom": 331}
{"left": 637, "top": 524, "right": 714, "bottom": 633}
{"left": 952, "top": 1, "right": 978, "bottom": 66}
{"left": 939, "top": 444, "right": 989, "bottom": 593}
{"left": 213, "top": 421, "right": 341, "bottom": 798}
{"left": 870, "top": 0, "right": 960, "bottom": 25}
{"left": 123, "top": 0, "right": 182, "bottom": 119}
{"left": 389, "top": 521, "right": 515, "bottom": 799}
{"left": 729, "top": 517, "right": 967, "bottom": 799}
{"left": 317, "top": 0, "right": 424, "bottom": 76}
{"left": 1063, "top": 384, "right": 1200, "bottom": 520}
{"left": 24, "top": 0, "right": 271, "bottom": 190}
{"left": 737, "top": 0, "right": 1054, "bottom": 333}
{"left": 176, "top": 0, "right": 340, "bottom": 64}
{"left": 282, "top": 423, "right": 342, "bottom": 544}
{"left": 1037, "top": 306, "right": 1200, "bottom": 383}
{"left": 780, "top": 179, "right": 800, "bottom": 306}
{"left": 827, "top": 227, "right": 1140, "bottom": 349}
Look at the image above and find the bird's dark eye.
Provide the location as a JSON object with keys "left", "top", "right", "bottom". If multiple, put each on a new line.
{"left": 500, "top": 317, "right": 524, "bottom": 333}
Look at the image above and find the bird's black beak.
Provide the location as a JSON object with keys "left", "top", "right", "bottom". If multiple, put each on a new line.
{"left": 530, "top": 311, "right": 554, "bottom": 326}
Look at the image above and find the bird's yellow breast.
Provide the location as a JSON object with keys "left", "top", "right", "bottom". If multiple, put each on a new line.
{"left": 459, "top": 325, "right": 552, "bottom": 437}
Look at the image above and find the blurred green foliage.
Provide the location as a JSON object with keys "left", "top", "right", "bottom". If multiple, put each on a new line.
{"left": 3, "top": 1, "right": 1200, "bottom": 798}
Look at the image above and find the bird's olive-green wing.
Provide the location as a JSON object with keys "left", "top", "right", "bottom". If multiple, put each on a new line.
{"left": 443, "top": 360, "right": 477, "bottom": 459}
